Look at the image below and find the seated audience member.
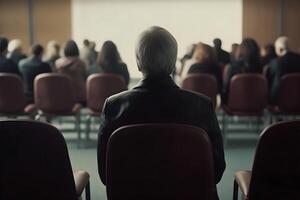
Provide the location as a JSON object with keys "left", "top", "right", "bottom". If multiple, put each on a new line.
{"left": 44, "top": 40, "right": 60, "bottom": 71}
{"left": 55, "top": 40, "right": 87, "bottom": 104}
{"left": 80, "top": 39, "right": 93, "bottom": 69}
{"left": 7, "top": 39, "right": 27, "bottom": 65}
{"left": 261, "top": 43, "right": 277, "bottom": 67}
{"left": 89, "top": 41, "right": 98, "bottom": 66}
{"left": 178, "top": 43, "right": 196, "bottom": 76}
{"left": 223, "top": 38, "right": 262, "bottom": 103}
{"left": 89, "top": 41, "right": 130, "bottom": 87}
{"left": 97, "top": 26, "right": 225, "bottom": 200}
{"left": 187, "top": 42, "right": 223, "bottom": 93}
{"left": 0, "top": 37, "right": 21, "bottom": 76}
{"left": 18, "top": 44, "right": 52, "bottom": 103}
{"left": 267, "top": 36, "right": 300, "bottom": 104}
{"left": 213, "top": 38, "right": 230, "bottom": 65}
{"left": 230, "top": 43, "right": 239, "bottom": 62}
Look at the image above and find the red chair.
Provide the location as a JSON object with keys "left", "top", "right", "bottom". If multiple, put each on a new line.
{"left": 106, "top": 123, "right": 215, "bottom": 200}
{"left": 0, "top": 120, "right": 90, "bottom": 200}
{"left": 34, "top": 73, "right": 82, "bottom": 146}
{"left": 0, "top": 73, "right": 36, "bottom": 118}
{"left": 222, "top": 74, "right": 268, "bottom": 143}
{"left": 85, "top": 73, "right": 126, "bottom": 139}
{"left": 181, "top": 74, "right": 218, "bottom": 108}
{"left": 270, "top": 73, "right": 300, "bottom": 121}
{"left": 233, "top": 120, "right": 300, "bottom": 200}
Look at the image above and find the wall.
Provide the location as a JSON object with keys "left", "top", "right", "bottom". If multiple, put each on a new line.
{"left": 72, "top": 0, "right": 243, "bottom": 77}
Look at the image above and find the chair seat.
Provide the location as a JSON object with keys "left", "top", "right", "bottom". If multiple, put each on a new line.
{"left": 235, "top": 170, "right": 251, "bottom": 199}
{"left": 223, "top": 106, "right": 264, "bottom": 116}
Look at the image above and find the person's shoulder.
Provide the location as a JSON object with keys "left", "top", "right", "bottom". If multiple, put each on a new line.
{"left": 104, "top": 90, "right": 133, "bottom": 108}
{"left": 177, "top": 88, "right": 211, "bottom": 104}
{"left": 18, "top": 57, "right": 30, "bottom": 67}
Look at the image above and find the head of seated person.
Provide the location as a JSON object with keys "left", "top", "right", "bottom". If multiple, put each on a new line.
{"left": 275, "top": 36, "right": 289, "bottom": 57}
{"left": 98, "top": 40, "right": 122, "bottom": 69}
{"left": 64, "top": 40, "right": 80, "bottom": 58}
{"left": 135, "top": 26, "right": 177, "bottom": 79}
{"left": 192, "top": 42, "right": 217, "bottom": 65}
{"left": 31, "top": 44, "right": 44, "bottom": 60}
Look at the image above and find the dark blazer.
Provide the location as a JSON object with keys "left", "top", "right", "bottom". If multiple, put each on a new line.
{"left": 188, "top": 62, "right": 223, "bottom": 93}
{"left": 223, "top": 60, "right": 262, "bottom": 103}
{"left": 97, "top": 76, "right": 226, "bottom": 199}
{"left": 215, "top": 48, "right": 230, "bottom": 65}
{"left": 89, "top": 62, "right": 130, "bottom": 87}
{"left": 7, "top": 51, "right": 27, "bottom": 65}
{"left": 18, "top": 56, "right": 52, "bottom": 103}
{"left": 0, "top": 55, "right": 21, "bottom": 76}
{"left": 267, "top": 51, "right": 300, "bottom": 104}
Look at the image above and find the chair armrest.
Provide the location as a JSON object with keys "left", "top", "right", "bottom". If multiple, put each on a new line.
{"left": 234, "top": 170, "right": 252, "bottom": 198}
{"left": 73, "top": 170, "right": 90, "bottom": 198}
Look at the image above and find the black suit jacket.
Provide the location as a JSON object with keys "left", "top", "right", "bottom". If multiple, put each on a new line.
{"left": 215, "top": 48, "right": 230, "bottom": 65}
{"left": 268, "top": 52, "right": 300, "bottom": 104}
{"left": 0, "top": 55, "right": 21, "bottom": 76}
{"left": 97, "top": 76, "right": 225, "bottom": 198}
{"left": 18, "top": 56, "right": 52, "bottom": 103}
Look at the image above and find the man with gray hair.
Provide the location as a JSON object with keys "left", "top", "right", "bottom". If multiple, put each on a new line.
{"left": 267, "top": 36, "right": 300, "bottom": 104}
{"left": 97, "top": 26, "right": 225, "bottom": 199}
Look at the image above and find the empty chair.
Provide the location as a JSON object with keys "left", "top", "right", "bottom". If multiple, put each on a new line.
{"left": 0, "top": 73, "right": 35, "bottom": 118}
{"left": 181, "top": 74, "right": 218, "bottom": 108}
{"left": 222, "top": 74, "right": 268, "bottom": 142}
{"left": 0, "top": 120, "right": 90, "bottom": 200}
{"left": 233, "top": 120, "right": 300, "bottom": 200}
{"left": 34, "top": 73, "right": 82, "bottom": 145}
{"left": 85, "top": 73, "right": 126, "bottom": 139}
{"left": 106, "top": 123, "right": 215, "bottom": 200}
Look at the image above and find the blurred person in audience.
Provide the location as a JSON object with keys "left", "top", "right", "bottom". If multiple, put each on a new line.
{"left": 178, "top": 43, "right": 196, "bottom": 76}
{"left": 89, "top": 40, "right": 130, "bottom": 87}
{"left": 97, "top": 26, "right": 225, "bottom": 200}
{"left": 186, "top": 42, "right": 223, "bottom": 93}
{"left": 261, "top": 44, "right": 277, "bottom": 67}
{"left": 0, "top": 37, "right": 21, "bottom": 76}
{"left": 19, "top": 44, "right": 52, "bottom": 103}
{"left": 230, "top": 43, "right": 239, "bottom": 62}
{"left": 223, "top": 38, "right": 262, "bottom": 103}
{"left": 267, "top": 36, "right": 300, "bottom": 104}
{"left": 80, "top": 39, "right": 94, "bottom": 69}
{"left": 213, "top": 38, "right": 230, "bottom": 65}
{"left": 44, "top": 40, "right": 60, "bottom": 71}
{"left": 55, "top": 40, "right": 87, "bottom": 104}
{"left": 89, "top": 41, "right": 98, "bottom": 66}
{"left": 7, "top": 39, "right": 27, "bottom": 65}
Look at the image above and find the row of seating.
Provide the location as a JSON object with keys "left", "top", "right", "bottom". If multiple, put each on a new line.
{"left": 1, "top": 119, "right": 299, "bottom": 199}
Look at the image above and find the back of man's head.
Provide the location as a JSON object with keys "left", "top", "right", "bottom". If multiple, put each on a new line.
{"left": 83, "top": 39, "right": 90, "bottom": 47}
{"left": 213, "top": 38, "right": 222, "bottom": 49}
{"left": 136, "top": 26, "right": 178, "bottom": 77}
{"left": 31, "top": 44, "right": 44, "bottom": 57}
{"left": 275, "top": 36, "right": 289, "bottom": 57}
{"left": 0, "top": 37, "right": 8, "bottom": 54}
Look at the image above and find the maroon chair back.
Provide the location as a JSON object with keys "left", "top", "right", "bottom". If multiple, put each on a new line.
{"left": 86, "top": 73, "right": 126, "bottom": 113}
{"left": 181, "top": 74, "right": 218, "bottom": 108}
{"left": 34, "top": 73, "right": 75, "bottom": 114}
{"left": 248, "top": 120, "right": 300, "bottom": 199}
{"left": 106, "top": 123, "right": 215, "bottom": 200}
{"left": 0, "top": 73, "right": 25, "bottom": 113}
{"left": 277, "top": 73, "right": 300, "bottom": 114}
{"left": 227, "top": 74, "right": 267, "bottom": 115}
{"left": 0, "top": 120, "right": 77, "bottom": 200}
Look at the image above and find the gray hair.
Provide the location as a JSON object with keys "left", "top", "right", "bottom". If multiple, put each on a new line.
{"left": 135, "top": 26, "right": 178, "bottom": 77}
{"left": 275, "top": 36, "right": 289, "bottom": 56}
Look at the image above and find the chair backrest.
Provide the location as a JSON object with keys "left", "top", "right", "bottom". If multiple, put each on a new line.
{"left": 249, "top": 120, "right": 300, "bottom": 199}
{"left": 106, "top": 123, "right": 215, "bottom": 200}
{"left": 0, "top": 73, "right": 25, "bottom": 113}
{"left": 0, "top": 120, "right": 77, "bottom": 200}
{"left": 227, "top": 74, "right": 267, "bottom": 114}
{"left": 86, "top": 73, "right": 126, "bottom": 113}
{"left": 277, "top": 73, "right": 300, "bottom": 114}
{"left": 34, "top": 73, "right": 76, "bottom": 114}
{"left": 181, "top": 74, "right": 218, "bottom": 108}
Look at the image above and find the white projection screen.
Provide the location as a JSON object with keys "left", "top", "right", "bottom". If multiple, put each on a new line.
{"left": 72, "top": 0, "right": 242, "bottom": 77}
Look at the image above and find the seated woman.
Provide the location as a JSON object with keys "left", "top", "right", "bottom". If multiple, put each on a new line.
{"left": 55, "top": 40, "right": 87, "bottom": 104}
{"left": 223, "top": 38, "right": 262, "bottom": 103}
{"left": 186, "top": 42, "right": 223, "bottom": 93}
{"left": 89, "top": 41, "right": 130, "bottom": 87}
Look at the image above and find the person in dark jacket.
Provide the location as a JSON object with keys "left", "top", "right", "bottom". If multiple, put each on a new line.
{"left": 7, "top": 39, "right": 27, "bottom": 65}
{"left": 89, "top": 40, "right": 130, "bottom": 87}
{"left": 18, "top": 44, "right": 52, "bottom": 103}
{"left": 187, "top": 42, "right": 223, "bottom": 93}
{"left": 97, "top": 26, "right": 225, "bottom": 200}
{"left": 0, "top": 37, "right": 21, "bottom": 76}
{"left": 213, "top": 38, "right": 230, "bottom": 65}
{"left": 267, "top": 36, "right": 300, "bottom": 104}
{"left": 261, "top": 43, "right": 277, "bottom": 67}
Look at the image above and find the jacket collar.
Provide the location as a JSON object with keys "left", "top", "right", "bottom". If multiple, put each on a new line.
{"left": 133, "top": 75, "right": 179, "bottom": 91}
